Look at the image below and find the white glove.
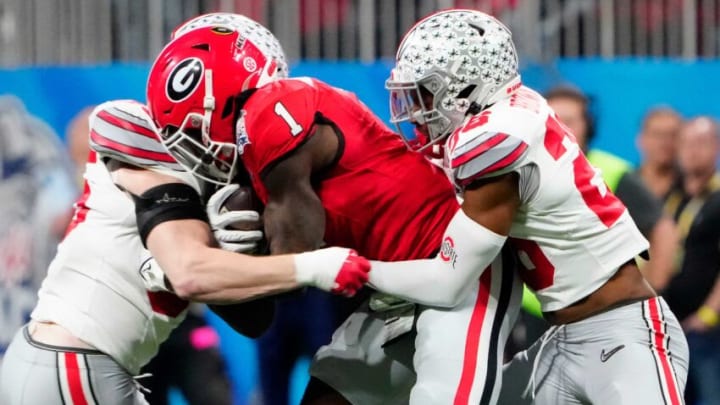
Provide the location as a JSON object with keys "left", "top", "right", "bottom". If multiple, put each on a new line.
{"left": 294, "top": 247, "right": 371, "bottom": 296}
{"left": 206, "top": 184, "right": 264, "bottom": 253}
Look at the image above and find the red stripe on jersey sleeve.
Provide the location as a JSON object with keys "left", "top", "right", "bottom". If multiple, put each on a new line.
{"left": 96, "top": 110, "right": 158, "bottom": 140}
{"left": 451, "top": 133, "right": 509, "bottom": 169}
{"left": 458, "top": 142, "right": 528, "bottom": 186}
{"left": 90, "top": 130, "right": 176, "bottom": 163}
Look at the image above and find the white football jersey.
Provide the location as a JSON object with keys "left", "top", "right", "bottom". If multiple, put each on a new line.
{"left": 31, "top": 100, "right": 202, "bottom": 374}
{"left": 445, "top": 86, "right": 649, "bottom": 312}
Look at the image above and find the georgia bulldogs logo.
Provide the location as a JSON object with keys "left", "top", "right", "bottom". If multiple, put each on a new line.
{"left": 166, "top": 58, "right": 204, "bottom": 102}
{"left": 439, "top": 236, "right": 458, "bottom": 267}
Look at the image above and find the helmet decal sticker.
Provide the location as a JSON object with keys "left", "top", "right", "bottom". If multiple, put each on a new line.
{"left": 210, "top": 26, "right": 233, "bottom": 35}
{"left": 166, "top": 57, "right": 204, "bottom": 102}
{"left": 172, "top": 13, "right": 289, "bottom": 78}
{"left": 243, "top": 57, "right": 257, "bottom": 73}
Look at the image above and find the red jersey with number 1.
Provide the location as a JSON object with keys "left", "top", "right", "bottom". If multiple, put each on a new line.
{"left": 445, "top": 86, "right": 649, "bottom": 312}
{"left": 238, "top": 78, "right": 459, "bottom": 261}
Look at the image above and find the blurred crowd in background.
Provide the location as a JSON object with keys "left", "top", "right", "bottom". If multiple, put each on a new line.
{"left": 2, "top": 1, "right": 720, "bottom": 405}
{"left": 5, "top": 0, "right": 720, "bottom": 66}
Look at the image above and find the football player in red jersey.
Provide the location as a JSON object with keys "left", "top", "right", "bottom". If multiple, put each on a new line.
{"left": 147, "top": 24, "right": 523, "bottom": 405}
{"left": 0, "top": 98, "right": 369, "bottom": 405}
{"left": 373, "top": 9, "right": 689, "bottom": 405}
{"left": 0, "top": 13, "right": 372, "bottom": 404}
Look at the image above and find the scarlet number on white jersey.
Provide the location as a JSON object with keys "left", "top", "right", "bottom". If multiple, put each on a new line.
{"left": 512, "top": 115, "right": 626, "bottom": 291}
{"left": 274, "top": 101, "right": 303, "bottom": 136}
{"left": 511, "top": 237, "right": 554, "bottom": 290}
{"left": 544, "top": 116, "right": 625, "bottom": 227}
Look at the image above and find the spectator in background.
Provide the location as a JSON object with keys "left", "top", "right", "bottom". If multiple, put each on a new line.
{"left": 663, "top": 116, "right": 720, "bottom": 405}
{"left": 545, "top": 85, "right": 678, "bottom": 292}
{"left": 63, "top": 105, "right": 235, "bottom": 405}
{"left": 636, "top": 107, "right": 683, "bottom": 201}
{"left": 0, "top": 96, "right": 77, "bottom": 366}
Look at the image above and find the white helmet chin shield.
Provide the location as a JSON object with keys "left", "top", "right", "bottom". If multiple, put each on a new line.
{"left": 386, "top": 9, "right": 521, "bottom": 152}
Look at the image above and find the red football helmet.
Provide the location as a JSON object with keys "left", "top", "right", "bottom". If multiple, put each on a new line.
{"left": 147, "top": 26, "right": 280, "bottom": 185}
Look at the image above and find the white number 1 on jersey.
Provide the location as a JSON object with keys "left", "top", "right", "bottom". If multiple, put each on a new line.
{"left": 274, "top": 102, "right": 303, "bottom": 136}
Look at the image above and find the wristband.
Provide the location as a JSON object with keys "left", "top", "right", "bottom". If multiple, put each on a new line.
{"left": 293, "top": 248, "right": 344, "bottom": 291}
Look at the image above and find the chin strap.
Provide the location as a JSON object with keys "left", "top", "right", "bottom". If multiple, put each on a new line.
{"left": 202, "top": 69, "right": 216, "bottom": 145}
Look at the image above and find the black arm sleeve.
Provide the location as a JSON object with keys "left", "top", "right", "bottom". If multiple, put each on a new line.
{"left": 131, "top": 183, "right": 209, "bottom": 247}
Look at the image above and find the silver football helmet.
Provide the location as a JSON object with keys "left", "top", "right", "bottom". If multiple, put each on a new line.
{"left": 172, "top": 12, "right": 289, "bottom": 79}
{"left": 386, "top": 9, "right": 521, "bottom": 152}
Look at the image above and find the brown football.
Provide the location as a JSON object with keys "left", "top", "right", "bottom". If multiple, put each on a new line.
{"left": 221, "top": 186, "right": 264, "bottom": 231}
{"left": 222, "top": 185, "right": 261, "bottom": 210}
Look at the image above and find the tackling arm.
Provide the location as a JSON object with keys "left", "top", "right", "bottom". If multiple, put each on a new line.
{"left": 113, "top": 163, "right": 367, "bottom": 303}
{"left": 369, "top": 173, "right": 519, "bottom": 307}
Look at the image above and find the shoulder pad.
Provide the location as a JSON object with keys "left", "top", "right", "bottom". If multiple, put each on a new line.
{"left": 89, "top": 100, "right": 183, "bottom": 171}
{"left": 240, "top": 82, "right": 318, "bottom": 175}
{"left": 448, "top": 125, "right": 529, "bottom": 187}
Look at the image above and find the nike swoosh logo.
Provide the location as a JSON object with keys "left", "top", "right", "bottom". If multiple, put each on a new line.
{"left": 600, "top": 345, "right": 626, "bottom": 362}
